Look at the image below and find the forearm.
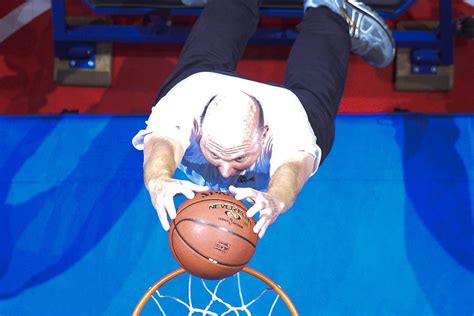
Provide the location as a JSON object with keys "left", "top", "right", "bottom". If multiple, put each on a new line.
{"left": 267, "top": 158, "right": 313, "bottom": 213}
{"left": 143, "top": 135, "right": 183, "bottom": 189}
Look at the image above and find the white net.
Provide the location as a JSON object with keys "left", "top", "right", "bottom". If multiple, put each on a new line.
{"left": 145, "top": 270, "right": 286, "bottom": 315}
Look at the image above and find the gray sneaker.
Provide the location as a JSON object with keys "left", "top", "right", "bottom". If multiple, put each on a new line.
{"left": 305, "top": 0, "right": 395, "bottom": 68}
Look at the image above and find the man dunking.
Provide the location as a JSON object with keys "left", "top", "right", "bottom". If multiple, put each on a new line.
{"left": 132, "top": 0, "right": 395, "bottom": 238}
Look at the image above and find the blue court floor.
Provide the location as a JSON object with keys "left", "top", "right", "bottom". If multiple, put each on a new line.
{"left": 0, "top": 114, "right": 473, "bottom": 315}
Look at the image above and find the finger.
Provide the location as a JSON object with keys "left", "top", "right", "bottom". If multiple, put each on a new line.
{"left": 148, "top": 190, "right": 157, "bottom": 206}
{"left": 233, "top": 187, "right": 256, "bottom": 201}
{"left": 163, "top": 196, "right": 177, "bottom": 220}
{"left": 156, "top": 204, "right": 170, "bottom": 231}
{"left": 151, "top": 191, "right": 162, "bottom": 213}
{"left": 246, "top": 197, "right": 256, "bottom": 204}
{"left": 253, "top": 216, "right": 267, "bottom": 234}
{"left": 229, "top": 185, "right": 250, "bottom": 195}
{"left": 228, "top": 185, "right": 238, "bottom": 195}
{"left": 258, "top": 222, "right": 270, "bottom": 239}
{"left": 246, "top": 202, "right": 263, "bottom": 218}
{"left": 188, "top": 182, "right": 209, "bottom": 192}
{"left": 181, "top": 187, "right": 196, "bottom": 200}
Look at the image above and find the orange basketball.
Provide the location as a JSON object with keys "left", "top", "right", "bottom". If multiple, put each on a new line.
{"left": 168, "top": 190, "right": 258, "bottom": 280}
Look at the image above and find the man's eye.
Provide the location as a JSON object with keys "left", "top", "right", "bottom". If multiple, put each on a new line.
{"left": 235, "top": 156, "right": 246, "bottom": 163}
{"left": 210, "top": 152, "right": 219, "bottom": 159}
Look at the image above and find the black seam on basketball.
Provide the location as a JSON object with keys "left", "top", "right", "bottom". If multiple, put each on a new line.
{"left": 176, "top": 218, "right": 257, "bottom": 249}
{"left": 174, "top": 222, "right": 251, "bottom": 267}
{"left": 172, "top": 231, "right": 244, "bottom": 280}
{"left": 170, "top": 226, "right": 196, "bottom": 274}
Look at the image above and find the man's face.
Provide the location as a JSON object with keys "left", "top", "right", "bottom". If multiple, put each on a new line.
{"left": 199, "top": 133, "right": 263, "bottom": 178}
{"left": 198, "top": 91, "right": 267, "bottom": 178}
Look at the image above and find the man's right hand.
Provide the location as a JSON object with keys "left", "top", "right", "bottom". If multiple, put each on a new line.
{"left": 146, "top": 178, "right": 209, "bottom": 231}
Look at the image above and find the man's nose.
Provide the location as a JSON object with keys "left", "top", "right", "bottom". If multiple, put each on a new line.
{"left": 219, "top": 163, "right": 235, "bottom": 178}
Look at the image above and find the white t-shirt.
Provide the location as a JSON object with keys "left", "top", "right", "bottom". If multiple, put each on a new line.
{"left": 132, "top": 72, "right": 321, "bottom": 191}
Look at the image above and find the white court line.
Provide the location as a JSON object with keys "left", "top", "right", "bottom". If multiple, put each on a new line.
{"left": 0, "top": 0, "right": 51, "bottom": 43}
{"left": 464, "top": 0, "right": 474, "bottom": 6}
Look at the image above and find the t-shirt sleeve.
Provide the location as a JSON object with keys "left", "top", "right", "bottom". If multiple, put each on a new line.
{"left": 132, "top": 81, "right": 207, "bottom": 151}
{"left": 267, "top": 96, "right": 322, "bottom": 177}
{"left": 269, "top": 129, "right": 322, "bottom": 177}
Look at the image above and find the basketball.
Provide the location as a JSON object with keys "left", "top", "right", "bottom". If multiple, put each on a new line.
{"left": 168, "top": 190, "right": 258, "bottom": 280}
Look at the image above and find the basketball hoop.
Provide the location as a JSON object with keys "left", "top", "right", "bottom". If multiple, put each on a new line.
{"left": 133, "top": 266, "right": 299, "bottom": 315}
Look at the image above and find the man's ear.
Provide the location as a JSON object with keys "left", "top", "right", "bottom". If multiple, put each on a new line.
{"left": 261, "top": 125, "right": 269, "bottom": 141}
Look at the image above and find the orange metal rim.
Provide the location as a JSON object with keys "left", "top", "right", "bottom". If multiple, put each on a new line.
{"left": 132, "top": 266, "right": 299, "bottom": 316}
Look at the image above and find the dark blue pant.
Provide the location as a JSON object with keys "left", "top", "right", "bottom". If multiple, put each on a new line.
{"left": 156, "top": 0, "right": 350, "bottom": 163}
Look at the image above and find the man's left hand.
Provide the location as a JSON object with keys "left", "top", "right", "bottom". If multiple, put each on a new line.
{"left": 229, "top": 185, "right": 285, "bottom": 238}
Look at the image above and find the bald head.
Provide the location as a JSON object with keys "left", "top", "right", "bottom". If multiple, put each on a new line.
{"left": 200, "top": 91, "right": 264, "bottom": 150}
{"left": 199, "top": 91, "right": 268, "bottom": 178}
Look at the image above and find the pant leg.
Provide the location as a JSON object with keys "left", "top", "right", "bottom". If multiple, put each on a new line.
{"left": 284, "top": 7, "right": 350, "bottom": 164}
{"left": 155, "top": 0, "right": 261, "bottom": 102}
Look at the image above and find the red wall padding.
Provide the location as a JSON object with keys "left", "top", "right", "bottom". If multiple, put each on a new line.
{"left": 0, "top": 0, "right": 473, "bottom": 114}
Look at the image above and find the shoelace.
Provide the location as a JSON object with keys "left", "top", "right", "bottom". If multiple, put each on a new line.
{"left": 337, "top": 0, "right": 363, "bottom": 38}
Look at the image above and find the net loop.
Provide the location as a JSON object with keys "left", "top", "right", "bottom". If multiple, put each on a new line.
{"left": 133, "top": 267, "right": 299, "bottom": 316}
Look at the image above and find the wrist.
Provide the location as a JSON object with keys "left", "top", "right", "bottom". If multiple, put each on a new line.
{"left": 145, "top": 174, "right": 171, "bottom": 191}
{"left": 266, "top": 187, "right": 291, "bottom": 213}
